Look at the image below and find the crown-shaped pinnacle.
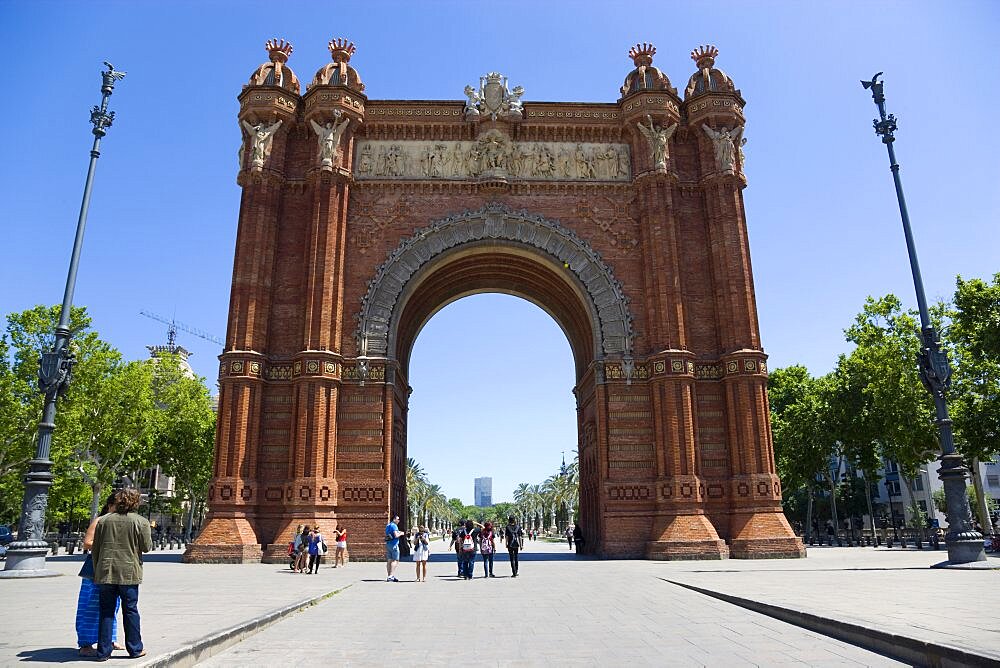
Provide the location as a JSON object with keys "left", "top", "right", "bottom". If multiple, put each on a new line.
{"left": 691, "top": 45, "right": 719, "bottom": 69}
{"left": 629, "top": 42, "right": 656, "bottom": 67}
{"left": 329, "top": 38, "right": 356, "bottom": 63}
{"left": 266, "top": 38, "right": 293, "bottom": 63}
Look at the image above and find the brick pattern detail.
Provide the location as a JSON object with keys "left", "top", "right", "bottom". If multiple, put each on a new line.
{"left": 184, "top": 47, "right": 803, "bottom": 564}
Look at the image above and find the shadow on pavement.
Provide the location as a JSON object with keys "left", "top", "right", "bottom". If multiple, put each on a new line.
{"left": 47, "top": 553, "right": 182, "bottom": 564}
{"left": 16, "top": 647, "right": 79, "bottom": 663}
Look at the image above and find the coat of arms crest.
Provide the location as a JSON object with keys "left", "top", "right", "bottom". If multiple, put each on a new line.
{"left": 464, "top": 72, "right": 524, "bottom": 121}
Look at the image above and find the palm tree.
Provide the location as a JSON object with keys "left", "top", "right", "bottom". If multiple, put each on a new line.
{"left": 513, "top": 483, "right": 531, "bottom": 528}
{"left": 528, "top": 484, "right": 544, "bottom": 531}
{"left": 405, "top": 458, "right": 427, "bottom": 528}
{"left": 542, "top": 476, "right": 559, "bottom": 531}
{"left": 418, "top": 483, "right": 442, "bottom": 527}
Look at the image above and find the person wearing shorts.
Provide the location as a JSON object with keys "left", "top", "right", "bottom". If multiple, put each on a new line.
{"left": 333, "top": 524, "right": 347, "bottom": 567}
{"left": 412, "top": 525, "right": 430, "bottom": 582}
{"left": 385, "top": 515, "right": 403, "bottom": 582}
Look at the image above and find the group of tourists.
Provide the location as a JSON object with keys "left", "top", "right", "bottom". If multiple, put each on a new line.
{"left": 383, "top": 514, "right": 527, "bottom": 582}
{"left": 75, "top": 487, "right": 152, "bottom": 661}
{"left": 287, "top": 524, "right": 348, "bottom": 573}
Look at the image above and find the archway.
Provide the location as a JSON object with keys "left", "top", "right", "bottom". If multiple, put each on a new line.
{"left": 359, "top": 205, "right": 634, "bottom": 552}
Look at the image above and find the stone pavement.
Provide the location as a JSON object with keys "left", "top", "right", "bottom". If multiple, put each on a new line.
{"left": 658, "top": 545, "right": 1000, "bottom": 665}
{"left": 198, "top": 540, "right": 908, "bottom": 668}
{"left": 1, "top": 539, "right": 997, "bottom": 667}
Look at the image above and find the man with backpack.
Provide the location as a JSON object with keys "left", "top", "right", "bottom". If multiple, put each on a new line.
{"left": 505, "top": 516, "right": 523, "bottom": 578}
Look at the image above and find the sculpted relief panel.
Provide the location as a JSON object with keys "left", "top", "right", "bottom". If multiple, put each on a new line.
{"left": 354, "top": 130, "right": 631, "bottom": 182}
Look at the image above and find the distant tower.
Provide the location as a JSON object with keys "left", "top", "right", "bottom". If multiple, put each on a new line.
{"left": 474, "top": 477, "right": 493, "bottom": 507}
{"left": 146, "top": 344, "right": 195, "bottom": 378}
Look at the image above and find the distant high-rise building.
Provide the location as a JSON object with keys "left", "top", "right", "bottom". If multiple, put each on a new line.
{"left": 474, "top": 477, "right": 493, "bottom": 507}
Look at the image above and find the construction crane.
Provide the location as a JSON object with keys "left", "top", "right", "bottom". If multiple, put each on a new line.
{"left": 139, "top": 310, "right": 224, "bottom": 349}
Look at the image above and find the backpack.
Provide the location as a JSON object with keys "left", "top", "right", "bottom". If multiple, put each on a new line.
{"left": 480, "top": 531, "right": 494, "bottom": 554}
{"left": 461, "top": 531, "right": 475, "bottom": 552}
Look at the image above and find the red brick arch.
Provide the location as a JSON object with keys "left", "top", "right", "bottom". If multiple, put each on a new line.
{"left": 184, "top": 41, "right": 804, "bottom": 563}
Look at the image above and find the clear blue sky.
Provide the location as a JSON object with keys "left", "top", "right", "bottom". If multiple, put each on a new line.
{"left": 2, "top": 1, "right": 997, "bottom": 504}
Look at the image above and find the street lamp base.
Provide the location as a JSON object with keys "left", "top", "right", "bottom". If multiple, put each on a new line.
{"left": 0, "top": 544, "right": 61, "bottom": 578}
{"left": 935, "top": 539, "right": 989, "bottom": 568}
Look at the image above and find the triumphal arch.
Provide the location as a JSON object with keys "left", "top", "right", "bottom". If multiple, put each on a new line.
{"left": 184, "top": 38, "right": 804, "bottom": 562}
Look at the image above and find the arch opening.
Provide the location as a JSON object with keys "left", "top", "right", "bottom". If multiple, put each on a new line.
{"left": 394, "top": 243, "right": 598, "bottom": 381}
{"left": 405, "top": 294, "right": 579, "bottom": 530}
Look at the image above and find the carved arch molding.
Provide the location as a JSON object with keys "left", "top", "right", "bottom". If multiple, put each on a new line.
{"left": 356, "top": 203, "right": 635, "bottom": 363}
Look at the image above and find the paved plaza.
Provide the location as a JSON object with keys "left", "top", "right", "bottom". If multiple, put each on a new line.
{"left": 1, "top": 539, "right": 997, "bottom": 666}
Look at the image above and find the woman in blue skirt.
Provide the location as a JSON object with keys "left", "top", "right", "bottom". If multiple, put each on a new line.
{"left": 76, "top": 497, "right": 121, "bottom": 657}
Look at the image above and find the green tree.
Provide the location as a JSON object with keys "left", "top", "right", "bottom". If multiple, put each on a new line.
{"left": 768, "top": 366, "right": 838, "bottom": 535}
{"left": 1, "top": 305, "right": 137, "bottom": 528}
{"left": 843, "top": 295, "right": 938, "bottom": 541}
{"left": 64, "top": 354, "right": 157, "bottom": 518}
{"left": 0, "top": 331, "right": 37, "bottom": 524}
{"left": 953, "top": 273, "right": 1000, "bottom": 359}
{"left": 946, "top": 275, "right": 1000, "bottom": 529}
{"left": 150, "top": 354, "right": 216, "bottom": 540}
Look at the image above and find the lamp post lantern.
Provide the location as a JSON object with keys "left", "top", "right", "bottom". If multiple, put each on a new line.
{"left": 1, "top": 63, "right": 125, "bottom": 578}
{"left": 861, "top": 73, "right": 985, "bottom": 566}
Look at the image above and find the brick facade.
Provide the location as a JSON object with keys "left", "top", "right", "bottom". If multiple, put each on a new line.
{"left": 183, "top": 40, "right": 803, "bottom": 563}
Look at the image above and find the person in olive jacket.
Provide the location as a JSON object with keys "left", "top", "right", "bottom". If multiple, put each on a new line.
{"left": 91, "top": 487, "right": 153, "bottom": 661}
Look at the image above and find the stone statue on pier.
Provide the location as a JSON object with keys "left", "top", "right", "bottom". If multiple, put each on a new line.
{"left": 241, "top": 119, "right": 283, "bottom": 170}
{"left": 702, "top": 124, "right": 743, "bottom": 173}
{"left": 636, "top": 115, "right": 676, "bottom": 170}
{"left": 310, "top": 111, "right": 350, "bottom": 169}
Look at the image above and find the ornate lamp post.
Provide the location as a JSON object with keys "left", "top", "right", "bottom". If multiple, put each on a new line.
{"left": 1, "top": 63, "right": 125, "bottom": 578}
{"left": 861, "top": 73, "right": 985, "bottom": 566}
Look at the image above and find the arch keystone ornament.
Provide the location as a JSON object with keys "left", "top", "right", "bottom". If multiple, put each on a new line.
{"left": 185, "top": 39, "right": 803, "bottom": 564}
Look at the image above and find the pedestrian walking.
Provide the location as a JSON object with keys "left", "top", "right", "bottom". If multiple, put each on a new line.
{"left": 457, "top": 519, "right": 479, "bottom": 579}
{"left": 308, "top": 526, "right": 324, "bottom": 574}
{"left": 573, "top": 523, "right": 584, "bottom": 554}
{"left": 333, "top": 524, "right": 347, "bottom": 567}
{"left": 505, "top": 516, "right": 523, "bottom": 578}
{"left": 480, "top": 522, "right": 496, "bottom": 577}
{"left": 385, "top": 514, "right": 404, "bottom": 582}
{"left": 91, "top": 487, "right": 153, "bottom": 661}
{"left": 76, "top": 496, "right": 122, "bottom": 657}
{"left": 294, "top": 525, "right": 310, "bottom": 573}
{"left": 566, "top": 525, "right": 574, "bottom": 550}
{"left": 413, "top": 525, "right": 430, "bottom": 582}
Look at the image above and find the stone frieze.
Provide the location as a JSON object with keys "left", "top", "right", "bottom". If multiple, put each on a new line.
{"left": 354, "top": 132, "right": 631, "bottom": 181}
